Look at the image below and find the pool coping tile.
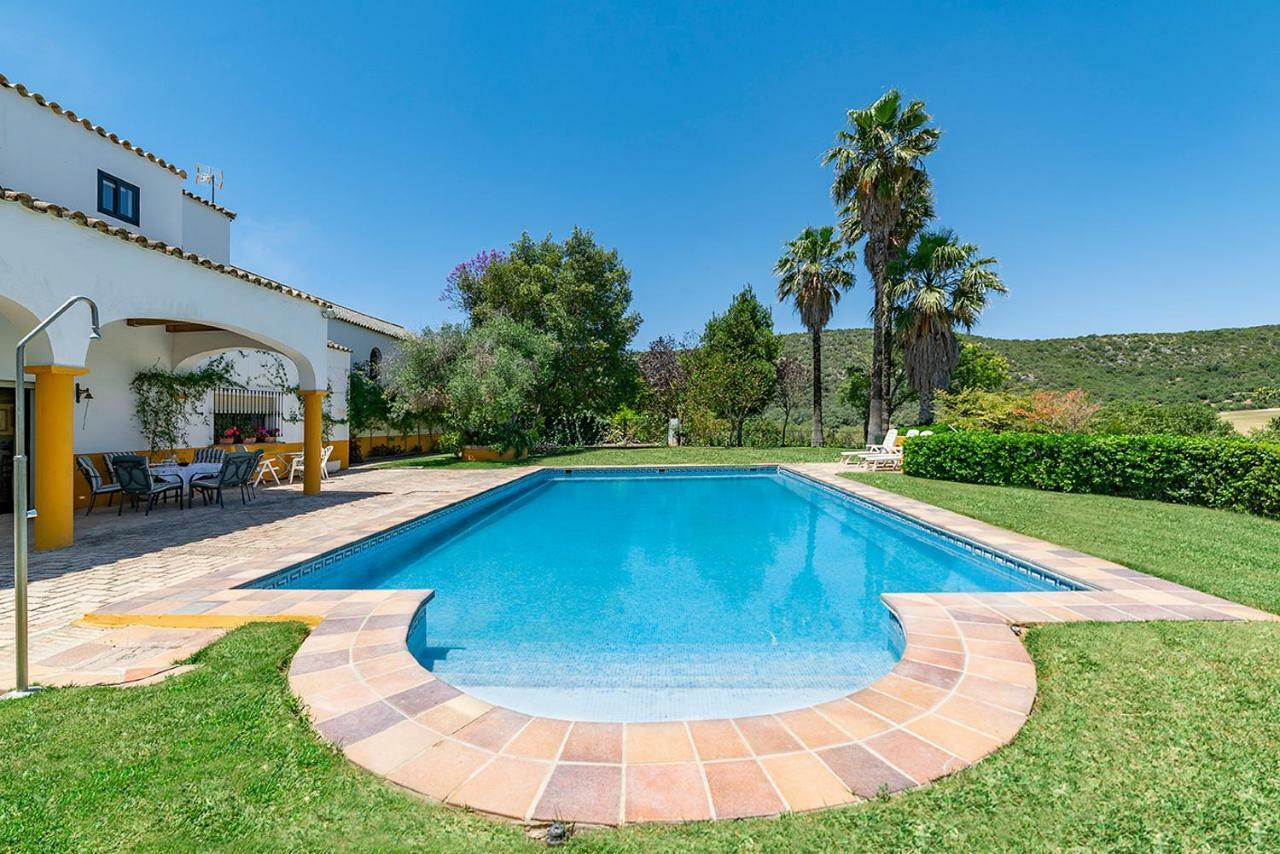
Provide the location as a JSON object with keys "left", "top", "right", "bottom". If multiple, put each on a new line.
{"left": 78, "top": 462, "right": 1278, "bottom": 827}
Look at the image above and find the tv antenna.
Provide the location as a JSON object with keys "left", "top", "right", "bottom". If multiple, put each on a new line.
{"left": 194, "top": 163, "right": 225, "bottom": 204}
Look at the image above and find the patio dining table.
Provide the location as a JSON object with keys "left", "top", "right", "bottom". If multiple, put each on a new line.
{"left": 149, "top": 461, "right": 222, "bottom": 505}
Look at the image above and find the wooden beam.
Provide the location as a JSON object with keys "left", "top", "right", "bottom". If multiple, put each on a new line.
{"left": 125, "top": 318, "right": 223, "bottom": 334}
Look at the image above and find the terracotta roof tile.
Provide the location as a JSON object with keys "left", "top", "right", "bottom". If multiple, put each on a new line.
{"left": 0, "top": 72, "right": 186, "bottom": 178}
{"left": 329, "top": 304, "right": 411, "bottom": 339}
{"left": 326, "top": 340, "right": 352, "bottom": 353}
{"left": 182, "top": 189, "right": 236, "bottom": 220}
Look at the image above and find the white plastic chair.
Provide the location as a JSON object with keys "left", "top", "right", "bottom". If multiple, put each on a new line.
{"left": 863, "top": 449, "right": 904, "bottom": 471}
{"left": 254, "top": 455, "right": 282, "bottom": 487}
{"left": 841, "top": 428, "right": 900, "bottom": 464}
{"left": 287, "top": 445, "right": 334, "bottom": 484}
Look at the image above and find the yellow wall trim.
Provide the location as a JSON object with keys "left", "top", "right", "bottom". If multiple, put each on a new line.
{"left": 79, "top": 612, "right": 324, "bottom": 629}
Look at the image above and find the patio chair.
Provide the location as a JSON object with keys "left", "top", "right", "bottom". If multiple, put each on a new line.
{"left": 253, "top": 451, "right": 281, "bottom": 489}
{"left": 862, "top": 449, "right": 904, "bottom": 472}
{"left": 101, "top": 451, "right": 134, "bottom": 483}
{"left": 190, "top": 452, "right": 254, "bottom": 508}
{"left": 287, "top": 444, "right": 334, "bottom": 484}
{"left": 76, "top": 456, "right": 120, "bottom": 515}
{"left": 245, "top": 449, "right": 265, "bottom": 499}
{"left": 193, "top": 447, "right": 226, "bottom": 465}
{"left": 840, "top": 428, "right": 899, "bottom": 464}
{"left": 110, "top": 454, "right": 184, "bottom": 516}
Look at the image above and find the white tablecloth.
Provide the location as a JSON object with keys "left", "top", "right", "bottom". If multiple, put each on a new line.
{"left": 149, "top": 462, "right": 223, "bottom": 491}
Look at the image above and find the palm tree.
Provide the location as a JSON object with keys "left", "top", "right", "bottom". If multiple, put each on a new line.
{"left": 889, "top": 229, "right": 1007, "bottom": 423}
{"left": 824, "top": 90, "right": 940, "bottom": 442}
{"left": 774, "top": 225, "right": 854, "bottom": 446}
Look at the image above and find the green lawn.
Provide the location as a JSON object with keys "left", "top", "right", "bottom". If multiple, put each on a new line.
{"left": 373, "top": 446, "right": 845, "bottom": 469}
{"left": 847, "top": 473, "right": 1280, "bottom": 615}
{"left": 5, "top": 475, "right": 1280, "bottom": 849}
{"left": 2, "top": 621, "right": 1277, "bottom": 850}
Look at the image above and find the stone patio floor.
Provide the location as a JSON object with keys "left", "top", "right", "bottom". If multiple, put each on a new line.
{"left": 2, "top": 462, "right": 1274, "bottom": 826}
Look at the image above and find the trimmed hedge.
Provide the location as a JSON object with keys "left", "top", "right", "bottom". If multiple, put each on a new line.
{"left": 902, "top": 432, "right": 1280, "bottom": 518}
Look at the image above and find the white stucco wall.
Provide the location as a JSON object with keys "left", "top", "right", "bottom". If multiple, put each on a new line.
{"left": 180, "top": 194, "right": 231, "bottom": 262}
{"left": 0, "top": 197, "right": 335, "bottom": 461}
{"left": 0, "top": 86, "right": 185, "bottom": 245}
{"left": 0, "top": 201, "right": 330, "bottom": 387}
{"left": 327, "top": 347, "right": 351, "bottom": 443}
{"left": 326, "top": 318, "right": 404, "bottom": 369}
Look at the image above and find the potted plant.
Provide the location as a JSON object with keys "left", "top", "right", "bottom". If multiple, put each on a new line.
{"left": 220, "top": 425, "right": 242, "bottom": 445}
{"left": 252, "top": 426, "right": 280, "bottom": 444}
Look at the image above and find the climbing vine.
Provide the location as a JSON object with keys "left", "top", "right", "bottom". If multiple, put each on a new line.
{"left": 129, "top": 357, "right": 238, "bottom": 457}
{"left": 258, "top": 353, "right": 346, "bottom": 441}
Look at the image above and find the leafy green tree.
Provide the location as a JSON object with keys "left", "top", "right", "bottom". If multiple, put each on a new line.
{"left": 384, "top": 324, "right": 467, "bottom": 427}
{"left": 683, "top": 287, "right": 781, "bottom": 446}
{"left": 1090, "top": 402, "right": 1234, "bottom": 438}
{"left": 346, "top": 366, "right": 390, "bottom": 461}
{"left": 636, "top": 336, "right": 686, "bottom": 422}
{"left": 774, "top": 225, "right": 854, "bottom": 446}
{"left": 446, "top": 315, "right": 557, "bottom": 447}
{"left": 825, "top": 90, "right": 940, "bottom": 442}
{"left": 889, "top": 229, "right": 1007, "bottom": 423}
{"left": 1254, "top": 386, "right": 1280, "bottom": 407}
{"left": 444, "top": 229, "right": 641, "bottom": 425}
{"left": 773, "top": 355, "right": 809, "bottom": 447}
{"left": 837, "top": 356, "right": 917, "bottom": 439}
{"left": 951, "top": 342, "right": 1010, "bottom": 392}
{"left": 934, "top": 388, "right": 1028, "bottom": 432}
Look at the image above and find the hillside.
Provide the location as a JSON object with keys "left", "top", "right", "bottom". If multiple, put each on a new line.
{"left": 773, "top": 323, "right": 1280, "bottom": 427}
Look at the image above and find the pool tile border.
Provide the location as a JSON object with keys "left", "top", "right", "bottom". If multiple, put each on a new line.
{"left": 84, "top": 463, "right": 1277, "bottom": 827}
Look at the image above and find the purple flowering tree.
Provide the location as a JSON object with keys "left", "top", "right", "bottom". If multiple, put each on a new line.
{"left": 442, "top": 248, "right": 505, "bottom": 313}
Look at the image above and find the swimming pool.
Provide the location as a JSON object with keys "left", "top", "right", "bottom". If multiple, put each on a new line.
{"left": 255, "top": 467, "right": 1076, "bottom": 720}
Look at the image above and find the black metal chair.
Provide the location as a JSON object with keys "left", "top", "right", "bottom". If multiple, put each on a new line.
{"left": 190, "top": 452, "right": 254, "bottom": 508}
{"left": 76, "top": 456, "right": 121, "bottom": 515}
{"left": 245, "top": 449, "right": 265, "bottom": 500}
{"left": 101, "top": 452, "right": 132, "bottom": 483}
{"left": 110, "top": 454, "right": 184, "bottom": 516}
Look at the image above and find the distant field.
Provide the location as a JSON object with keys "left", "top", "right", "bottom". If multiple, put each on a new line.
{"left": 1220, "top": 408, "right": 1280, "bottom": 435}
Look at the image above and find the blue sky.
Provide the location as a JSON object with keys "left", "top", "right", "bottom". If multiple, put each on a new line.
{"left": 5, "top": 1, "right": 1279, "bottom": 343}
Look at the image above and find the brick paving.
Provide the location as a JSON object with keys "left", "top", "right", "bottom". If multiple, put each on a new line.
{"left": 2, "top": 462, "right": 1274, "bottom": 825}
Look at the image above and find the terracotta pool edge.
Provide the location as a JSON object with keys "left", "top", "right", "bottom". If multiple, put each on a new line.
{"left": 84, "top": 463, "right": 1277, "bottom": 827}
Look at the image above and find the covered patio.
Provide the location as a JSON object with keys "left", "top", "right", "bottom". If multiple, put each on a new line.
{"left": 0, "top": 188, "right": 344, "bottom": 551}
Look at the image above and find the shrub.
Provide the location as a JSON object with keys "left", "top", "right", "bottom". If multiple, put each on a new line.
{"left": 903, "top": 432, "right": 1280, "bottom": 518}
{"left": 545, "top": 410, "right": 610, "bottom": 447}
{"left": 933, "top": 388, "right": 1028, "bottom": 432}
{"left": 436, "top": 430, "right": 464, "bottom": 456}
{"left": 1011, "top": 389, "right": 1099, "bottom": 432}
{"left": 824, "top": 424, "right": 865, "bottom": 449}
{"left": 1090, "top": 401, "right": 1234, "bottom": 438}
{"left": 604, "top": 405, "right": 665, "bottom": 445}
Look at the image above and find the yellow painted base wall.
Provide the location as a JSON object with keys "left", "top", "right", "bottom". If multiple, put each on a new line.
{"left": 72, "top": 439, "right": 351, "bottom": 509}
{"left": 350, "top": 432, "right": 440, "bottom": 462}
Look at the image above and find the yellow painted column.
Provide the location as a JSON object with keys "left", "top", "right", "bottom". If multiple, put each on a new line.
{"left": 301, "top": 390, "right": 326, "bottom": 495}
{"left": 27, "top": 365, "right": 87, "bottom": 551}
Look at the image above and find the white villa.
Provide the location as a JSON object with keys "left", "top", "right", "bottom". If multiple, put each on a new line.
{"left": 0, "top": 73, "right": 411, "bottom": 550}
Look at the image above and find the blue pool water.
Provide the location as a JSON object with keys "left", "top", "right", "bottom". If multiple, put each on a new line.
{"left": 258, "top": 468, "right": 1071, "bottom": 720}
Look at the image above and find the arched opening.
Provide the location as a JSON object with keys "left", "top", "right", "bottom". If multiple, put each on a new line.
{"left": 368, "top": 347, "right": 382, "bottom": 380}
{"left": 0, "top": 295, "right": 45, "bottom": 516}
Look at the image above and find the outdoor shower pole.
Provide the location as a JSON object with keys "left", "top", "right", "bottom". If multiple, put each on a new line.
{"left": 7, "top": 296, "right": 100, "bottom": 698}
